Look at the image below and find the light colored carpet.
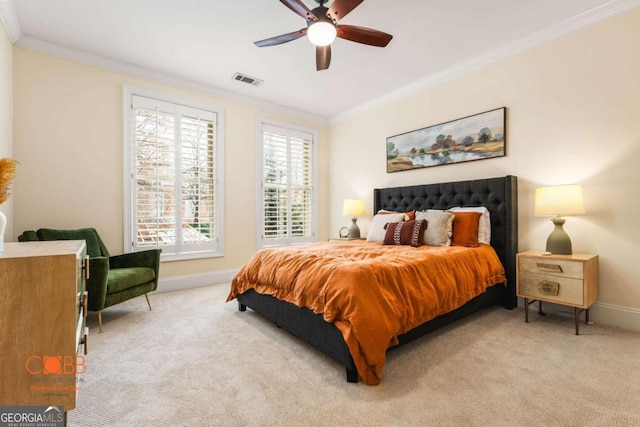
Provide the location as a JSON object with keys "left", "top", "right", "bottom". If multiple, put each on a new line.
{"left": 70, "top": 284, "right": 640, "bottom": 427}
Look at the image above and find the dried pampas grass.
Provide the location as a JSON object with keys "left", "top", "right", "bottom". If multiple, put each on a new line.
{"left": 0, "top": 158, "right": 18, "bottom": 205}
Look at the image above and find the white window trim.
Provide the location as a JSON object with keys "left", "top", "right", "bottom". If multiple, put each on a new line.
{"left": 122, "top": 86, "right": 225, "bottom": 262}
{"left": 256, "top": 116, "right": 318, "bottom": 250}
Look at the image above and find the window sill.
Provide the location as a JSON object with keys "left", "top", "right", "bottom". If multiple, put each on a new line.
{"left": 160, "top": 250, "right": 224, "bottom": 262}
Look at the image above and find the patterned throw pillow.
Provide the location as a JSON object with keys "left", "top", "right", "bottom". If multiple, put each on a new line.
{"left": 382, "top": 220, "right": 427, "bottom": 247}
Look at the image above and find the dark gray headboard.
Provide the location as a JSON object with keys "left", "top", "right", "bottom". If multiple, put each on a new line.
{"left": 373, "top": 175, "right": 518, "bottom": 308}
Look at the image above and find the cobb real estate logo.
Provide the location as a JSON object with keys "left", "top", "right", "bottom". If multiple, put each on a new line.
{"left": 25, "top": 355, "right": 86, "bottom": 375}
{"left": 24, "top": 355, "right": 87, "bottom": 394}
{"left": 0, "top": 406, "right": 64, "bottom": 427}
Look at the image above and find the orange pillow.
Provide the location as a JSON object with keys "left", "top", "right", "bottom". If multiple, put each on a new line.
{"left": 377, "top": 209, "right": 416, "bottom": 221}
{"left": 449, "top": 211, "right": 482, "bottom": 247}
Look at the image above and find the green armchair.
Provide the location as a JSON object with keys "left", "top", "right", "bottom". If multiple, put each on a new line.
{"left": 18, "top": 228, "right": 161, "bottom": 332}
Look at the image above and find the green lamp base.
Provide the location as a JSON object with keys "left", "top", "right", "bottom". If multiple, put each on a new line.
{"left": 546, "top": 217, "right": 573, "bottom": 255}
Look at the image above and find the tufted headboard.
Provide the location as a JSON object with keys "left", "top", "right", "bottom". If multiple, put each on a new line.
{"left": 373, "top": 175, "right": 518, "bottom": 308}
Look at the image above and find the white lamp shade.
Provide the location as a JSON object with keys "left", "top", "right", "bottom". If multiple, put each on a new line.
{"left": 534, "top": 184, "right": 586, "bottom": 216}
{"left": 343, "top": 199, "right": 365, "bottom": 217}
{"left": 307, "top": 21, "right": 337, "bottom": 46}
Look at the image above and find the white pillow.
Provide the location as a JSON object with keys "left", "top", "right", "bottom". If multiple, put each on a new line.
{"left": 366, "top": 213, "right": 406, "bottom": 242}
{"left": 415, "top": 210, "right": 454, "bottom": 246}
{"left": 448, "top": 206, "right": 491, "bottom": 245}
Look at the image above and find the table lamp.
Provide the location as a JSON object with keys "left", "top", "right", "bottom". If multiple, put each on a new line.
{"left": 534, "top": 184, "right": 585, "bottom": 255}
{"left": 343, "top": 199, "right": 365, "bottom": 238}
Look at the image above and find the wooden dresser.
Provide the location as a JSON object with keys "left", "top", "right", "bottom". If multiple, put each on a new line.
{"left": 0, "top": 241, "right": 88, "bottom": 414}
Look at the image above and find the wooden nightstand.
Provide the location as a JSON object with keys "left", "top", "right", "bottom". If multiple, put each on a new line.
{"left": 516, "top": 250, "right": 599, "bottom": 335}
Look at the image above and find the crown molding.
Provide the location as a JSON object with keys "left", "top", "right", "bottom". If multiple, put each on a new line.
{"left": 1, "top": 2, "right": 327, "bottom": 125}
{"left": 328, "top": 0, "right": 640, "bottom": 125}
{"left": 0, "top": 1, "right": 22, "bottom": 44}
{"left": 4, "top": 0, "right": 639, "bottom": 126}
{"left": 14, "top": 36, "right": 329, "bottom": 126}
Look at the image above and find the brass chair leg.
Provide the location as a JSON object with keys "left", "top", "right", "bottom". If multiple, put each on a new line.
{"left": 145, "top": 293, "right": 152, "bottom": 311}
{"left": 98, "top": 311, "right": 103, "bottom": 334}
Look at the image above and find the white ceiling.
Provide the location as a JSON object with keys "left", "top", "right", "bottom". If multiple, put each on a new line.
{"left": 2, "top": 0, "right": 637, "bottom": 122}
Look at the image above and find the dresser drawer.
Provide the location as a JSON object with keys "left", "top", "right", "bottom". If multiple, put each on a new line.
{"left": 518, "top": 272, "right": 584, "bottom": 306}
{"left": 519, "top": 257, "right": 583, "bottom": 279}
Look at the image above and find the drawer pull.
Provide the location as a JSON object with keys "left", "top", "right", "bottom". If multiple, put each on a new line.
{"left": 80, "top": 327, "right": 89, "bottom": 355}
{"left": 537, "top": 280, "right": 560, "bottom": 296}
{"left": 82, "top": 291, "right": 88, "bottom": 317}
{"left": 83, "top": 256, "right": 90, "bottom": 279}
{"left": 536, "top": 263, "right": 563, "bottom": 273}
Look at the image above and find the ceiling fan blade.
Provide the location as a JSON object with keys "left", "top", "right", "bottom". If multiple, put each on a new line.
{"left": 279, "top": 0, "right": 317, "bottom": 20}
{"left": 255, "top": 28, "right": 308, "bottom": 47}
{"left": 337, "top": 25, "right": 393, "bottom": 47}
{"left": 327, "top": 0, "right": 364, "bottom": 23}
{"left": 316, "top": 45, "right": 331, "bottom": 71}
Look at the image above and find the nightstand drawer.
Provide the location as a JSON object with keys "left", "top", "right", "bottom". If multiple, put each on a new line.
{"left": 518, "top": 272, "right": 584, "bottom": 306}
{"left": 519, "top": 257, "right": 583, "bottom": 279}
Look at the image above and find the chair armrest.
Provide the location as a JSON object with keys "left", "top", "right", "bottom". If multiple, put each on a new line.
{"left": 17, "top": 230, "right": 39, "bottom": 242}
{"left": 109, "top": 249, "right": 161, "bottom": 271}
{"left": 87, "top": 257, "right": 109, "bottom": 312}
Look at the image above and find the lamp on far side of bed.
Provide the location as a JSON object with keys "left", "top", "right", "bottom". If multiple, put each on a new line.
{"left": 343, "top": 199, "right": 366, "bottom": 239}
{"left": 534, "top": 184, "right": 585, "bottom": 255}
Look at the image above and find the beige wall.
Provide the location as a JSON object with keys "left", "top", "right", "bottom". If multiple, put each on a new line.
{"left": 0, "top": 25, "right": 13, "bottom": 237}
{"left": 6, "top": 7, "right": 640, "bottom": 327}
{"left": 329, "top": 9, "right": 640, "bottom": 318}
{"left": 12, "top": 49, "right": 329, "bottom": 282}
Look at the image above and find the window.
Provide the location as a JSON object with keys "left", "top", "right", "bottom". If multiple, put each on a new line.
{"left": 257, "top": 118, "right": 317, "bottom": 248}
{"left": 124, "top": 88, "right": 224, "bottom": 261}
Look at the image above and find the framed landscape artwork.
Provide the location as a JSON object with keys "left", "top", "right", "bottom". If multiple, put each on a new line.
{"left": 386, "top": 107, "right": 506, "bottom": 173}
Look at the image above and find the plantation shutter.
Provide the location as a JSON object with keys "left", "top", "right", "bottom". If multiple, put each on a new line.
{"left": 261, "top": 123, "right": 314, "bottom": 247}
{"left": 131, "top": 95, "right": 218, "bottom": 255}
{"left": 180, "top": 106, "right": 217, "bottom": 248}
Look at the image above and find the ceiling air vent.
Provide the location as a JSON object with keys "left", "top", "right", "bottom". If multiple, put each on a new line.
{"left": 232, "top": 72, "right": 263, "bottom": 87}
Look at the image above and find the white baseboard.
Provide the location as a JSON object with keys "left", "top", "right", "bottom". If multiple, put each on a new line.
{"left": 518, "top": 299, "right": 640, "bottom": 332}
{"left": 588, "top": 302, "right": 640, "bottom": 332}
{"left": 156, "top": 269, "right": 239, "bottom": 294}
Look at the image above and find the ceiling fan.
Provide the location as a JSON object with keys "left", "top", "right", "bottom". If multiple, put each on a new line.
{"left": 255, "top": 0, "right": 393, "bottom": 71}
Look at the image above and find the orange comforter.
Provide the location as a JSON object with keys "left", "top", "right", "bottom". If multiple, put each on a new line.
{"left": 227, "top": 241, "right": 506, "bottom": 385}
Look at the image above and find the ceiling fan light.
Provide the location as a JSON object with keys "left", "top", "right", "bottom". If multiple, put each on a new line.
{"left": 307, "top": 21, "right": 337, "bottom": 46}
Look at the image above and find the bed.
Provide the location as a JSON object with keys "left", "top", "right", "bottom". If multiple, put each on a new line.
{"left": 228, "top": 175, "right": 518, "bottom": 384}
